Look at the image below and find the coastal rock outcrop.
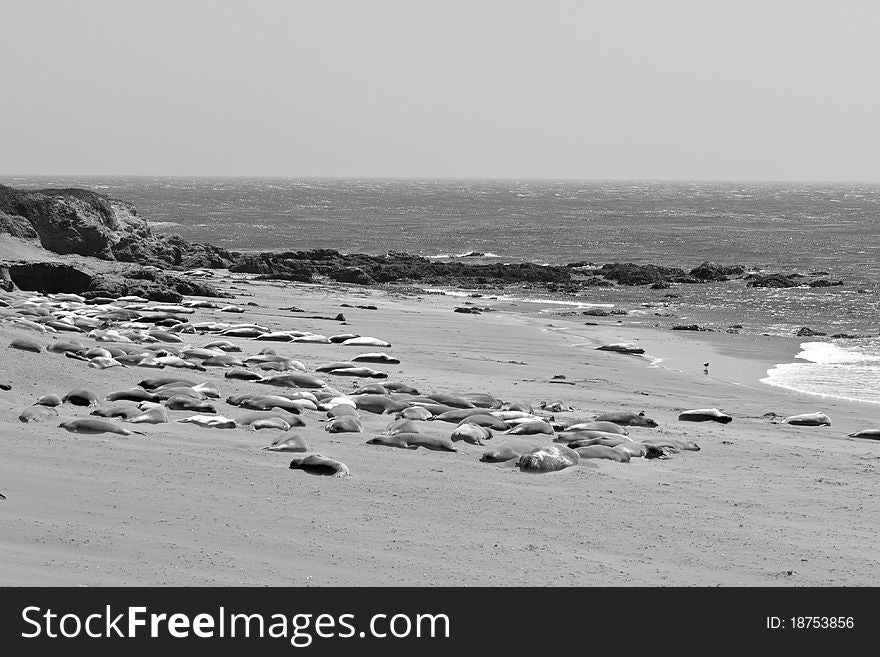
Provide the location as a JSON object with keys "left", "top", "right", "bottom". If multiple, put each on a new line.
{"left": 688, "top": 262, "right": 745, "bottom": 282}
{"left": 0, "top": 185, "right": 235, "bottom": 269}
{"left": 597, "top": 263, "right": 697, "bottom": 286}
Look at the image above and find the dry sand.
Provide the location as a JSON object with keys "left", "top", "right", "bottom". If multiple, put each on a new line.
{"left": 1, "top": 274, "right": 878, "bottom": 586}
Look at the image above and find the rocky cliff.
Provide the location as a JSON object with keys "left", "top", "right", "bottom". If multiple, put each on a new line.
{"left": 0, "top": 184, "right": 234, "bottom": 269}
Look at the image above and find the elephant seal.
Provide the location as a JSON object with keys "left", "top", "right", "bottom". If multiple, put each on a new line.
{"left": 432, "top": 408, "right": 488, "bottom": 423}
{"left": 19, "top": 405, "right": 59, "bottom": 423}
{"left": 353, "top": 394, "right": 409, "bottom": 415}
{"left": 397, "top": 433, "right": 458, "bottom": 452}
{"left": 249, "top": 417, "right": 292, "bottom": 431}
{"left": 237, "top": 395, "right": 304, "bottom": 413}
{"left": 596, "top": 343, "right": 645, "bottom": 355}
{"left": 352, "top": 352, "right": 400, "bottom": 364}
{"left": 480, "top": 440, "right": 541, "bottom": 463}
{"left": 106, "top": 388, "right": 160, "bottom": 403}
{"left": 386, "top": 418, "right": 421, "bottom": 435}
{"left": 848, "top": 428, "right": 880, "bottom": 440}
{"left": 177, "top": 414, "right": 237, "bottom": 429}
{"left": 678, "top": 408, "right": 733, "bottom": 423}
{"left": 352, "top": 383, "right": 389, "bottom": 395}
{"left": 462, "top": 393, "right": 503, "bottom": 409}
{"left": 506, "top": 403, "right": 533, "bottom": 413}
{"left": 289, "top": 454, "right": 351, "bottom": 478}
{"left": 643, "top": 438, "right": 700, "bottom": 452}
{"left": 327, "top": 405, "right": 360, "bottom": 419}
{"left": 541, "top": 400, "right": 574, "bottom": 413}
{"left": 204, "top": 340, "right": 242, "bottom": 352}
{"left": 260, "top": 373, "right": 327, "bottom": 389}
{"left": 62, "top": 389, "right": 100, "bottom": 406}
{"left": 517, "top": 444, "right": 580, "bottom": 473}
{"left": 36, "top": 394, "right": 63, "bottom": 407}
{"left": 427, "top": 393, "right": 475, "bottom": 409}
{"left": 783, "top": 412, "right": 831, "bottom": 426}
{"left": 573, "top": 445, "right": 631, "bottom": 462}
{"left": 329, "top": 366, "right": 388, "bottom": 379}
{"left": 262, "top": 433, "right": 309, "bottom": 453}
{"left": 384, "top": 382, "right": 420, "bottom": 395}
{"left": 505, "top": 419, "right": 554, "bottom": 436}
{"left": 316, "top": 361, "right": 360, "bottom": 373}
{"left": 59, "top": 418, "right": 144, "bottom": 436}
{"left": 451, "top": 423, "right": 492, "bottom": 445}
{"left": 564, "top": 421, "right": 628, "bottom": 435}
{"left": 595, "top": 411, "right": 658, "bottom": 428}
{"left": 165, "top": 396, "right": 216, "bottom": 413}
{"left": 396, "top": 406, "right": 432, "bottom": 421}
{"left": 139, "top": 376, "right": 196, "bottom": 390}
{"left": 341, "top": 336, "right": 391, "bottom": 348}
{"left": 458, "top": 414, "right": 511, "bottom": 431}
{"left": 9, "top": 337, "right": 42, "bottom": 353}
{"left": 612, "top": 442, "right": 648, "bottom": 458}
{"left": 554, "top": 430, "right": 630, "bottom": 444}
{"left": 91, "top": 405, "right": 144, "bottom": 420}
{"left": 366, "top": 434, "right": 416, "bottom": 449}
{"left": 225, "top": 369, "right": 264, "bottom": 382}
{"left": 126, "top": 406, "right": 169, "bottom": 424}
{"left": 325, "top": 416, "right": 364, "bottom": 433}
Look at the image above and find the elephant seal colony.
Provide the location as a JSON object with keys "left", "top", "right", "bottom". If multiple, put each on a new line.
{"left": 1, "top": 273, "right": 878, "bottom": 588}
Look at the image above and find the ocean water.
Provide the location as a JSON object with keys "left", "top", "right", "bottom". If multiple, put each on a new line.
{"left": 4, "top": 175, "right": 880, "bottom": 406}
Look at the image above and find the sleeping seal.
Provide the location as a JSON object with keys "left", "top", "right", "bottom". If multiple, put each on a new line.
{"left": 59, "top": 418, "right": 144, "bottom": 436}
{"left": 678, "top": 408, "right": 733, "bottom": 423}
{"left": 289, "top": 454, "right": 351, "bottom": 478}
{"left": 517, "top": 444, "right": 580, "bottom": 473}
{"left": 262, "top": 433, "right": 309, "bottom": 452}
{"left": 783, "top": 412, "right": 831, "bottom": 427}
{"left": 595, "top": 411, "right": 658, "bottom": 428}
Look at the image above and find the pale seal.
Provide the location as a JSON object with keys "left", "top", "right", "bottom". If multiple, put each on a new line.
{"left": 262, "top": 433, "right": 309, "bottom": 453}
{"left": 848, "top": 428, "right": 880, "bottom": 440}
{"left": 563, "top": 421, "right": 628, "bottom": 435}
{"left": 458, "top": 414, "right": 511, "bottom": 431}
{"left": 505, "top": 419, "right": 554, "bottom": 436}
{"left": 432, "top": 408, "right": 490, "bottom": 423}
{"left": 783, "top": 412, "right": 831, "bottom": 427}
{"left": 397, "top": 433, "right": 458, "bottom": 452}
{"left": 451, "top": 423, "right": 492, "bottom": 445}
{"left": 573, "top": 445, "right": 631, "bottom": 462}
{"left": 595, "top": 411, "right": 658, "bottom": 428}
{"left": 19, "top": 405, "right": 59, "bottom": 423}
{"left": 59, "top": 418, "right": 144, "bottom": 436}
{"left": 9, "top": 337, "right": 42, "bottom": 353}
{"left": 480, "top": 440, "right": 541, "bottom": 463}
{"left": 517, "top": 444, "right": 580, "bottom": 473}
{"left": 165, "top": 396, "right": 217, "bottom": 413}
{"left": 366, "top": 435, "right": 416, "bottom": 449}
{"left": 289, "top": 454, "right": 351, "bottom": 478}
{"left": 328, "top": 367, "right": 388, "bottom": 379}
{"left": 386, "top": 418, "right": 421, "bottom": 435}
{"left": 427, "top": 393, "right": 476, "bottom": 409}
{"left": 678, "top": 408, "right": 733, "bottom": 424}
{"left": 325, "top": 416, "right": 364, "bottom": 433}
{"left": 177, "top": 415, "right": 237, "bottom": 429}
{"left": 396, "top": 406, "right": 432, "bottom": 421}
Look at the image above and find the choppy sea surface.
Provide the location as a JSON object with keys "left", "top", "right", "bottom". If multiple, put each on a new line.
{"left": 5, "top": 176, "right": 880, "bottom": 406}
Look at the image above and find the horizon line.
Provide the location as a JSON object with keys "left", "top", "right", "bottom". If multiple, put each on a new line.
{"left": 2, "top": 173, "right": 880, "bottom": 186}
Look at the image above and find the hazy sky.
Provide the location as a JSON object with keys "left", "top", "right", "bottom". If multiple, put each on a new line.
{"left": 1, "top": 0, "right": 878, "bottom": 181}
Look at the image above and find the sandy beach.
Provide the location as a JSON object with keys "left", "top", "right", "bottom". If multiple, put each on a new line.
{"left": 1, "top": 273, "right": 877, "bottom": 587}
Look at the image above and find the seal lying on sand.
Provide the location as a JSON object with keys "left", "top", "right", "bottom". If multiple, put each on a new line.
{"left": 678, "top": 408, "right": 733, "bottom": 423}
{"left": 564, "top": 421, "right": 628, "bottom": 435}
{"left": 289, "top": 455, "right": 351, "bottom": 478}
{"left": 595, "top": 411, "right": 658, "bottom": 428}
{"left": 177, "top": 415, "right": 237, "bottom": 429}
{"left": 262, "top": 433, "right": 309, "bottom": 452}
{"left": 59, "top": 418, "right": 144, "bottom": 436}
{"left": 19, "top": 405, "right": 59, "bottom": 423}
{"left": 783, "top": 412, "right": 831, "bottom": 427}
{"left": 451, "top": 424, "right": 492, "bottom": 445}
{"left": 573, "top": 445, "right": 631, "bottom": 462}
{"left": 505, "top": 419, "right": 554, "bottom": 436}
{"left": 480, "top": 440, "right": 541, "bottom": 463}
{"left": 62, "top": 389, "right": 100, "bottom": 406}
{"left": 325, "top": 416, "right": 364, "bottom": 433}
{"left": 848, "top": 428, "right": 880, "bottom": 440}
{"left": 517, "top": 444, "right": 580, "bottom": 473}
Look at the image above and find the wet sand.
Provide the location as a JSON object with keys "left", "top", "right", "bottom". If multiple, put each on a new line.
{"left": 1, "top": 274, "right": 878, "bottom": 586}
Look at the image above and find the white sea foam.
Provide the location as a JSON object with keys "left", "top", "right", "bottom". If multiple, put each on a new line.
{"left": 761, "top": 340, "right": 880, "bottom": 405}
